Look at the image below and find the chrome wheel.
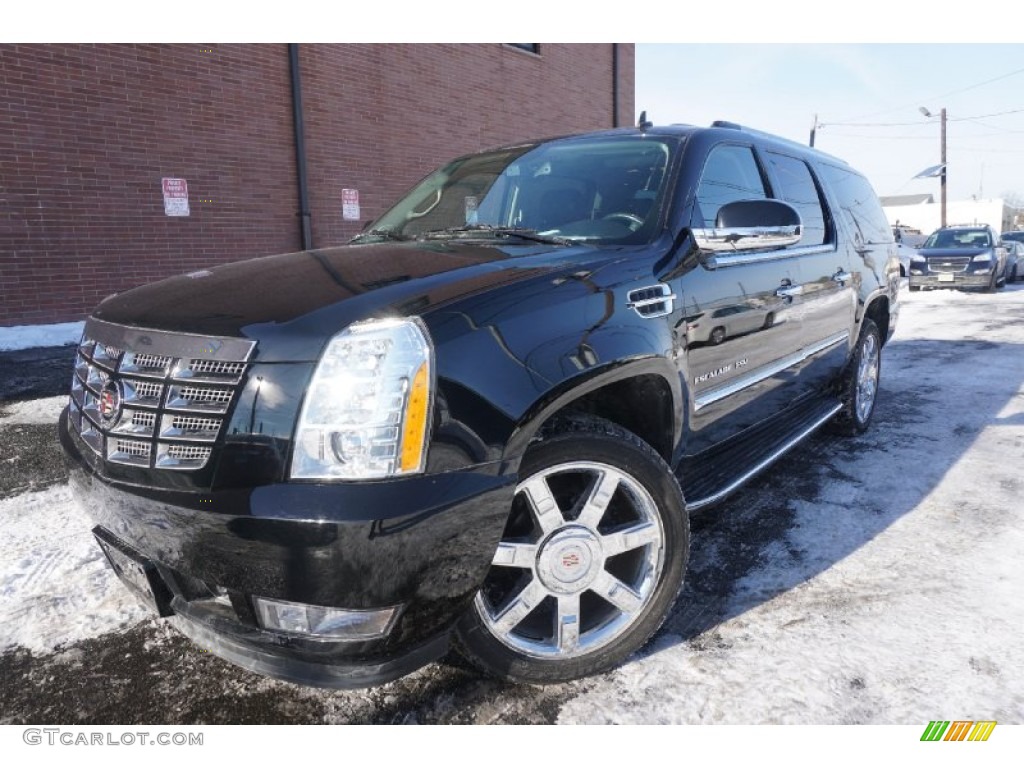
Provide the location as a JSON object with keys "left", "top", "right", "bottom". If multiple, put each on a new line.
{"left": 474, "top": 461, "right": 665, "bottom": 659}
{"left": 855, "top": 331, "right": 879, "bottom": 424}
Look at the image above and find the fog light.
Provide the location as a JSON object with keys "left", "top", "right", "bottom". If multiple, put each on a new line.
{"left": 254, "top": 597, "right": 400, "bottom": 641}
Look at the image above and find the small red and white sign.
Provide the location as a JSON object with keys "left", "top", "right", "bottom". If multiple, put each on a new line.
{"left": 162, "top": 178, "right": 190, "bottom": 217}
{"left": 342, "top": 188, "right": 360, "bottom": 221}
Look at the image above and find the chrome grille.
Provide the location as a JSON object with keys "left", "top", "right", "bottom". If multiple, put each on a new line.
{"left": 68, "top": 319, "right": 255, "bottom": 471}
{"left": 160, "top": 414, "right": 221, "bottom": 441}
{"left": 167, "top": 385, "right": 234, "bottom": 414}
{"left": 156, "top": 444, "right": 213, "bottom": 470}
{"left": 928, "top": 257, "right": 971, "bottom": 273}
{"left": 184, "top": 359, "right": 246, "bottom": 378}
{"left": 121, "top": 351, "right": 173, "bottom": 376}
{"left": 111, "top": 410, "right": 157, "bottom": 437}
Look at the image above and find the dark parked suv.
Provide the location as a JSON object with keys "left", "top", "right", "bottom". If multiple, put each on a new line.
{"left": 908, "top": 224, "right": 1008, "bottom": 291}
{"left": 60, "top": 121, "right": 899, "bottom": 687}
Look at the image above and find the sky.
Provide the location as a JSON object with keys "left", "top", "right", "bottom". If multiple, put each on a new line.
{"left": 636, "top": 45, "right": 1024, "bottom": 204}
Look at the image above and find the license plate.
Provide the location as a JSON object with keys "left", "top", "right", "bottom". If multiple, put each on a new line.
{"left": 94, "top": 528, "right": 174, "bottom": 617}
{"left": 938, "top": 273, "right": 955, "bottom": 282}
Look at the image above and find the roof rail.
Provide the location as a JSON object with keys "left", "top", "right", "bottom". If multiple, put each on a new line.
{"left": 711, "top": 120, "right": 742, "bottom": 130}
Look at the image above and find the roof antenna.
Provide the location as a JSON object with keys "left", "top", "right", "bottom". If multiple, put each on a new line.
{"left": 637, "top": 110, "right": 653, "bottom": 131}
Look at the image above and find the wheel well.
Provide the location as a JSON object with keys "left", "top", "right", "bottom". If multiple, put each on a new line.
{"left": 540, "top": 374, "right": 675, "bottom": 462}
{"left": 864, "top": 295, "right": 890, "bottom": 346}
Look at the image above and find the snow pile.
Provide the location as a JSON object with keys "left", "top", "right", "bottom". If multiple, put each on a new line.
{"left": 0, "top": 321, "right": 84, "bottom": 352}
{"left": 0, "top": 396, "right": 68, "bottom": 426}
{"left": 560, "top": 287, "right": 1024, "bottom": 724}
{"left": 0, "top": 486, "right": 149, "bottom": 654}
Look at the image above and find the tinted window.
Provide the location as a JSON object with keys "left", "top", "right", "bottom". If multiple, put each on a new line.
{"left": 767, "top": 151, "right": 827, "bottom": 246}
{"left": 694, "top": 144, "right": 767, "bottom": 228}
{"left": 923, "top": 228, "right": 992, "bottom": 249}
{"left": 818, "top": 163, "right": 891, "bottom": 244}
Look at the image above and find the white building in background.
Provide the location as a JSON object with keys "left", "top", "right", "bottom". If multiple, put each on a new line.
{"left": 881, "top": 194, "right": 1016, "bottom": 235}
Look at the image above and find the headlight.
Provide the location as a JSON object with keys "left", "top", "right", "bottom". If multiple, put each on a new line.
{"left": 291, "top": 317, "right": 433, "bottom": 480}
{"left": 972, "top": 254, "right": 992, "bottom": 263}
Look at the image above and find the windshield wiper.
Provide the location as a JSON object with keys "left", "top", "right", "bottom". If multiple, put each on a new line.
{"left": 418, "top": 225, "right": 575, "bottom": 246}
{"left": 351, "top": 228, "right": 413, "bottom": 243}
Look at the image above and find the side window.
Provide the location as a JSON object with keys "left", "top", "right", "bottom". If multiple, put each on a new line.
{"left": 693, "top": 144, "right": 767, "bottom": 228}
{"left": 818, "top": 163, "right": 892, "bottom": 245}
{"left": 766, "top": 152, "right": 827, "bottom": 246}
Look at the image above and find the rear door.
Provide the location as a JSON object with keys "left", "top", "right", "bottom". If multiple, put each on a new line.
{"left": 763, "top": 150, "right": 857, "bottom": 390}
{"left": 810, "top": 162, "right": 893, "bottom": 384}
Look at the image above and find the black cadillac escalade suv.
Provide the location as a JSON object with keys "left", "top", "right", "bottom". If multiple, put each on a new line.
{"left": 60, "top": 121, "right": 899, "bottom": 687}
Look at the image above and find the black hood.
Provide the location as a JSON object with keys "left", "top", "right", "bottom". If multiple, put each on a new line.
{"left": 93, "top": 241, "right": 608, "bottom": 361}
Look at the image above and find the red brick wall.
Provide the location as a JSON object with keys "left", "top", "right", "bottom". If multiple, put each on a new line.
{"left": 0, "top": 43, "right": 634, "bottom": 326}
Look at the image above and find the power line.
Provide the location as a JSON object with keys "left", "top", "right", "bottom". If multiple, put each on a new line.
{"left": 834, "top": 65, "right": 1024, "bottom": 123}
{"left": 825, "top": 107, "right": 1024, "bottom": 128}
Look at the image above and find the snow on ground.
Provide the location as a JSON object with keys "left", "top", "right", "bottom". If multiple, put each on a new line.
{"left": 0, "top": 396, "right": 67, "bottom": 426}
{"left": 0, "top": 321, "right": 83, "bottom": 352}
{"left": 559, "top": 286, "right": 1024, "bottom": 723}
{"left": 0, "top": 485, "right": 149, "bottom": 654}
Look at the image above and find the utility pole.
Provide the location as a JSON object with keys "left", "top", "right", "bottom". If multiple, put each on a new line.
{"left": 809, "top": 114, "right": 818, "bottom": 147}
{"left": 920, "top": 106, "right": 947, "bottom": 227}
{"left": 940, "top": 107, "right": 947, "bottom": 227}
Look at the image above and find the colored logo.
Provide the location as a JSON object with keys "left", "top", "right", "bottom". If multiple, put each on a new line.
{"left": 561, "top": 552, "right": 581, "bottom": 568}
{"left": 98, "top": 381, "right": 122, "bottom": 425}
{"left": 921, "top": 721, "right": 996, "bottom": 742}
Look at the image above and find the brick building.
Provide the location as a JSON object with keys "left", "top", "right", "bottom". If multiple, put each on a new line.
{"left": 0, "top": 43, "right": 635, "bottom": 326}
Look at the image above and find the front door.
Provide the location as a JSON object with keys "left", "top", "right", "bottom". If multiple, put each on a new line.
{"left": 679, "top": 142, "right": 806, "bottom": 455}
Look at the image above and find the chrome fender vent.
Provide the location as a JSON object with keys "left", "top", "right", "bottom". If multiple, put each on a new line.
{"left": 627, "top": 284, "right": 676, "bottom": 318}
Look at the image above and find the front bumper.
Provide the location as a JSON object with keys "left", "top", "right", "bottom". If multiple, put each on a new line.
{"left": 909, "top": 272, "right": 993, "bottom": 289}
{"left": 60, "top": 408, "right": 516, "bottom": 688}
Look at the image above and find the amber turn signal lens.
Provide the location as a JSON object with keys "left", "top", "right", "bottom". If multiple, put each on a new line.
{"left": 400, "top": 361, "right": 430, "bottom": 473}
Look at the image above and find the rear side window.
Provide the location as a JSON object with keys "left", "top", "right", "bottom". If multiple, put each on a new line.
{"left": 693, "top": 144, "right": 767, "bottom": 228}
{"left": 818, "top": 163, "right": 892, "bottom": 245}
{"left": 766, "top": 151, "right": 827, "bottom": 246}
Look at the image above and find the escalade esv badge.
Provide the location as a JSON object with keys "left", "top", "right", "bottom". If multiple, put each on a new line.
{"left": 60, "top": 119, "right": 898, "bottom": 689}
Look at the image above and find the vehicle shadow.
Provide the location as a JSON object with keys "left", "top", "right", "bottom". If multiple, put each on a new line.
{"left": 642, "top": 333, "right": 1024, "bottom": 655}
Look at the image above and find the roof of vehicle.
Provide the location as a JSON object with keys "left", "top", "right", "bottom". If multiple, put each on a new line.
{"left": 479, "top": 122, "right": 850, "bottom": 167}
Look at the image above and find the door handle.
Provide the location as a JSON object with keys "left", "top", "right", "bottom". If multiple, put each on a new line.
{"left": 833, "top": 270, "right": 852, "bottom": 285}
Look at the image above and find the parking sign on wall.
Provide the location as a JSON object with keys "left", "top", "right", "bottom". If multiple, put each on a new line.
{"left": 342, "top": 188, "right": 360, "bottom": 221}
{"left": 162, "top": 178, "right": 190, "bottom": 217}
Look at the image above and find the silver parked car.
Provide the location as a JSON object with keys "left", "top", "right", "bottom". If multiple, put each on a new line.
{"left": 1001, "top": 240, "right": 1023, "bottom": 283}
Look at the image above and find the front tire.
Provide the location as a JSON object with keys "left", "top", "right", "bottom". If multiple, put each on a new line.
{"left": 454, "top": 415, "right": 688, "bottom": 684}
{"left": 830, "top": 318, "right": 881, "bottom": 436}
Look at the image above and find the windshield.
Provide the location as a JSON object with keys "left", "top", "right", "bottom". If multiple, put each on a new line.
{"left": 923, "top": 228, "right": 992, "bottom": 249}
{"left": 1002, "top": 231, "right": 1024, "bottom": 243}
{"left": 356, "top": 136, "right": 678, "bottom": 246}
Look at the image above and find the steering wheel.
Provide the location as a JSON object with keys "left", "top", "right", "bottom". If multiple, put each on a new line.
{"left": 601, "top": 212, "right": 644, "bottom": 231}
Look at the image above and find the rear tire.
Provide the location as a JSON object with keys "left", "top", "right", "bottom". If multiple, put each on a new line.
{"left": 830, "top": 318, "right": 881, "bottom": 436}
{"left": 453, "top": 414, "right": 688, "bottom": 684}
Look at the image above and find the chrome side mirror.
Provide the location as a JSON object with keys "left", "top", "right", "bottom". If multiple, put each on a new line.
{"left": 693, "top": 199, "right": 802, "bottom": 254}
